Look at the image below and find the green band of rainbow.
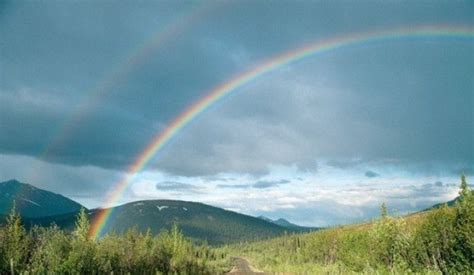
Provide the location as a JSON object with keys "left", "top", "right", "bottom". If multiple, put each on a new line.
{"left": 89, "top": 25, "right": 473, "bottom": 239}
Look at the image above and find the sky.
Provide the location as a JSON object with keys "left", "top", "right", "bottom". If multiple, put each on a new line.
{"left": 0, "top": 0, "right": 473, "bottom": 226}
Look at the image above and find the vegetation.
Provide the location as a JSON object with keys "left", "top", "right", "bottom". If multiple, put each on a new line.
{"left": 2, "top": 193, "right": 292, "bottom": 245}
{"left": 222, "top": 175, "right": 474, "bottom": 274}
{"left": 1, "top": 175, "right": 472, "bottom": 274}
{"left": 0, "top": 208, "right": 229, "bottom": 274}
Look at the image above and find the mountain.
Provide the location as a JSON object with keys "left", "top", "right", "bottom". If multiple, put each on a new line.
{"left": 0, "top": 179, "right": 85, "bottom": 218}
{"left": 424, "top": 198, "right": 458, "bottom": 211}
{"left": 257, "top": 215, "right": 318, "bottom": 231}
{"left": 29, "top": 200, "right": 293, "bottom": 245}
{"left": 422, "top": 191, "right": 474, "bottom": 212}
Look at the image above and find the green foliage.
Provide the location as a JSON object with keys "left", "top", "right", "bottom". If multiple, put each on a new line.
{"left": 226, "top": 175, "right": 474, "bottom": 274}
{"left": 20, "top": 199, "right": 293, "bottom": 245}
{"left": 0, "top": 202, "right": 31, "bottom": 274}
{"left": 64, "top": 208, "right": 97, "bottom": 273}
{"left": 410, "top": 204, "right": 456, "bottom": 273}
{"left": 0, "top": 175, "right": 472, "bottom": 274}
{"left": 452, "top": 174, "right": 474, "bottom": 272}
{"left": 370, "top": 204, "right": 410, "bottom": 269}
{"left": 29, "top": 225, "right": 71, "bottom": 273}
{"left": 0, "top": 207, "right": 227, "bottom": 274}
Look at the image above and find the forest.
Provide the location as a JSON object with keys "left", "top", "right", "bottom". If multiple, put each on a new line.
{"left": 0, "top": 207, "right": 228, "bottom": 274}
{"left": 0, "top": 175, "right": 472, "bottom": 274}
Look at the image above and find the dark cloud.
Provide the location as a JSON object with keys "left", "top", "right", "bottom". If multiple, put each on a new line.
{"left": 216, "top": 184, "right": 251, "bottom": 189}
{"left": 365, "top": 170, "right": 380, "bottom": 178}
{"left": 0, "top": 154, "right": 120, "bottom": 207}
{"left": 216, "top": 179, "right": 291, "bottom": 189}
{"left": 252, "top": 180, "right": 290, "bottom": 189}
{"left": 155, "top": 181, "right": 201, "bottom": 192}
{"left": 0, "top": 1, "right": 472, "bottom": 180}
{"left": 327, "top": 160, "right": 365, "bottom": 169}
{"left": 203, "top": 176, "right": 236, "bottom": 182}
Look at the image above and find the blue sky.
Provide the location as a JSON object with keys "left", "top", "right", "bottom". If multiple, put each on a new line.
{"left": 0, "top": 1, "right": 472, "bottom": 226}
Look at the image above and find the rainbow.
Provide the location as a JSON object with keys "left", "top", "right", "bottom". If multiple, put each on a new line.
{"left": 39, "top": 2, "right": 222, "bottom": 161}
{"left": 89, "top": 25, "right": 473, "bottom": 238}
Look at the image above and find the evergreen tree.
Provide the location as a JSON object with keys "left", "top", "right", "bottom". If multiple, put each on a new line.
{"left": 453, "top": 174, "right": 474, "bottom": 272}
{"left": 65, "top": 208, "right": 97, "bottom": 273}
{"left": 380, "top": 202, "right": 388, "bottom": 219}
{"left": 73, "top": 207, "right": 90, "bottom": 241}
{"left": 1, "top": 202, "right": 30, "bottom": 274}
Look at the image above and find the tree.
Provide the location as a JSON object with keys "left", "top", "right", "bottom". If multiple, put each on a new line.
{"left": 74, "top": 208, "right": 90, "bottom": 241}
{"left": 453, "top": 174, "right": 474, "bottom": 272}
{"left": 380, "top": 202, "right": 388, "bottom": 219}
{"left": 64, "top": 208, "right": 97, "bottom": 273}
{"left": 412, "top": 204, "right": 456, "bottom": 273}
{"left": 28, "top": 225, "right": 71, "bottom": 274}
{"left": 371, "top": 203, "right": 410, "bottom": 270}
{"left": 1, "top": 202, "right": 30, "bottom": 274}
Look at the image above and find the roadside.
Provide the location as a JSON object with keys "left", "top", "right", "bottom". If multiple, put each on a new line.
{"left": 227, "top": 257, "right": 267, "bottom": 275}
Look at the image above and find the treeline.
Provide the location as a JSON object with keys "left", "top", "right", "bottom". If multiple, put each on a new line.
{"left": 225, "top": 175, "right": 474, "bottom": 274}
{"left": 0, "top": 208, "right": 228, "bottom": 274}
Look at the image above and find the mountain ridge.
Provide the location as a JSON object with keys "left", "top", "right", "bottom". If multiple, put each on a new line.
{"left": 258, "top": 215, "right": 318, "bottom": 231}
{"left": 0, "top": 179, "right": 85, "bottom": 218}
{"left": 27, "top": 199, "right": 295, "bottom": 245}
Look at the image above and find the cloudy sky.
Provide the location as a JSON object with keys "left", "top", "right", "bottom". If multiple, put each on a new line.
{"left": 1, "top": 1, "right": 473, "bottom": 226}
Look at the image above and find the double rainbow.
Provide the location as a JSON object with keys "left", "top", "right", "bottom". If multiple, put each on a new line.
{"left": 89, "top": 25, "right": 473, "bottom": 239}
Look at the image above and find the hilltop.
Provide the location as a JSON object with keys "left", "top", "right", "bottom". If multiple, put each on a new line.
{"left": 0, "top": 179, "right": 85, "bottom": 218}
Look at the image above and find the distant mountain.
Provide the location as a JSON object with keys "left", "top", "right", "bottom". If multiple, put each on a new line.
{"left": 424, "top": 198, "right": 458, "bottom": 211}
{"left": 257, "top": 215, "right": 318, "bottom": 231}
{"left": 29, "top": 200, "right": 293, "bottom": 245}
{"left": 0, "top": 179, "right": 85, "bottom": 218}
{"left": 422, "top": 190, "right": 474, "bottom": 212}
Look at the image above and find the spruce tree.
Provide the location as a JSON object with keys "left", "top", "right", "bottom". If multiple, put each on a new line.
{"left": 453, "top": 174, "right": 474, "bottom": 272}
{"left": 65, "top": 208, "right": 97, "bottom": 273}
{"left": 3, "top": 202, "right": 29, "bottom": 274}
{"left": 380, "top": 202, "right": 388, "bottom": 219}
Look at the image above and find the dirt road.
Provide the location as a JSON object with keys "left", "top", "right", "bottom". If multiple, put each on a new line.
{"left": 227, "top": 257, "right": 267, "bottom": 274}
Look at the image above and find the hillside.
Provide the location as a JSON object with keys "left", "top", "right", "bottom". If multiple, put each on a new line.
{"left": 222, "top": 182, "right": 473, "bottom": 274}
{"left": 0, "top": 179, "right": 85, "bottom": 218}
{"left": 28, "top": 200, "right": 293, "bottom": 245}
{"left": 258, "top": 215, "right": 318, "bottom": 232}
{"left": 422, "top": 190, "right": 474, "bottom": 212}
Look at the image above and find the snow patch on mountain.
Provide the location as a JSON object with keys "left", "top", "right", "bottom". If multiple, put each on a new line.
{"left": 20, "top": 198, "right": 41, "bottom": 207}
{"left": 157, "top": 205, "right": 169, "bottom": 211}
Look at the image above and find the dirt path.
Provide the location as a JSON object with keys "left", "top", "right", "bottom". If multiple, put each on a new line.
{"left": 227, "top": 257, "right": 267, "bottom": 274}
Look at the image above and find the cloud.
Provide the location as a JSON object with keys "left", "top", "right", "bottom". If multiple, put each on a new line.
{"left": 0, "top": 1, "right": 472, "bottom": 180}
{"left": 155, "top": 181, "right": 201, "bottom": 192}
{"left": 216, "top": 184, "right": 251, "bottom": 189}
{"left": 365, "top": 170, "right": 380, "bottom": 178}
{"left": 252, "top": 179, "right": 290, "bottom": 189}
{"left": 0, "top": 154, "right": 121, "bottom": 208}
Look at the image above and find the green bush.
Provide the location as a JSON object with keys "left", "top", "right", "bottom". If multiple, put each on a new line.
{"left": 0, "top": 207, "right": 227, "bottom": 274}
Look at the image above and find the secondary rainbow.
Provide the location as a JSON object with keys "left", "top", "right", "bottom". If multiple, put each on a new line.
{"left": 89, "top": 25, "right": 473, "bottom": 238}
{"left": 39, "top": 2, "right": 222, "bottom": 161}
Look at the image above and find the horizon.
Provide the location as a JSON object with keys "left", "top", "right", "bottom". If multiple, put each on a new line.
{"left": 1, "top": 1, "right": 473, "bottom": 228}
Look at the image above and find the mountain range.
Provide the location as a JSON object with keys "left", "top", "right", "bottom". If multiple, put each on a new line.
{"left": 258, "top": 215, "right": 318, "bottom": 231}
{"left": 0, "top": 179, "right": 310, "bottom": 244}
